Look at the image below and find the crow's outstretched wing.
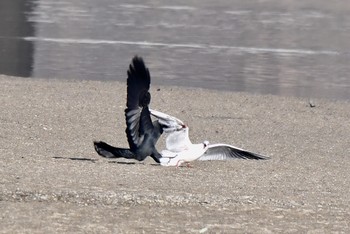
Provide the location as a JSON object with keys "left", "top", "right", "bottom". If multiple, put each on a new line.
{"left": 124, "top": 56, "right": 154, "bottom": 151}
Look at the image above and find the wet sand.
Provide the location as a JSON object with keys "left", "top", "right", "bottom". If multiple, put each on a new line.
{"left": 1, "top": 75, "right": 349, "bottom": 233}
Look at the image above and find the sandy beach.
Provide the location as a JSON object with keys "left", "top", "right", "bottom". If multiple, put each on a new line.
{"left": 1, "top": 75, "right": 349, "bottom": 233}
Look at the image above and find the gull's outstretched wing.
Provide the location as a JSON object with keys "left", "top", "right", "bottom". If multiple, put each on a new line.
{"left": 124, "top": 56, "right": 154, "bottom": 151}
{"left": 198, "top": 143, "right": 268, "bottom": 161}
{"left": 149, "top": 109, "right": 191, "bottom": 152}
{"left": 164, "top": 127, "right": 192, "bottom": 152}
{"left": 149, "top": 109, "right": 184, "bottom": 133}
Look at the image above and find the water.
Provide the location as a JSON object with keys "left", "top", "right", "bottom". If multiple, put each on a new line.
{"left": 1, "top": 0, "right": 350, "bottom": 100}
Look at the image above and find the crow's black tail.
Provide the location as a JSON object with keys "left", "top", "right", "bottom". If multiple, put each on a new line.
{"left": 93, "top": 141, "right": 136, "bottom": 159}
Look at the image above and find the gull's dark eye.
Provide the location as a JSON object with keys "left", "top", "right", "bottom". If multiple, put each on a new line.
{"left": 203, "top": 141, "right": 209, "bottom": 148}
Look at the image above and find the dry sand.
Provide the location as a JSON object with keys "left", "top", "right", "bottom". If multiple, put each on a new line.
{"left": 1, "top": 75, "right": 349, "bottom": 233}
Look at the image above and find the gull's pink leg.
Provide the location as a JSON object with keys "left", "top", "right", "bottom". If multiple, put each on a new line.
{"left": 176, "top": 160, "right": 185, "bottom": 168}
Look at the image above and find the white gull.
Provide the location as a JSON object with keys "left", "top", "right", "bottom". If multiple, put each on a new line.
{"left": 150, "top": 109, "right": 268, "bottom": 167}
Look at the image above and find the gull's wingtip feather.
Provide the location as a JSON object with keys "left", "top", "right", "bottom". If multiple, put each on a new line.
{"left": 198, "top": 143, "right": 269, "bottom": 161}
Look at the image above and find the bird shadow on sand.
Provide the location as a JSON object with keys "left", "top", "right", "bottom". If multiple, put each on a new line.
{"left": 108, "top": 161, "right": 136, "bottom": 165}
{"left": 52, "top": 156, "right": 98, "bottom": 163}
{"left": 108, "top": 161, "right": 159, "bottom": 166}
{"left": 51, "top": 157, "right": 160, "bottom": 166}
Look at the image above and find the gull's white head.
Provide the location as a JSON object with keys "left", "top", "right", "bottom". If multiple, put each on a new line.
{"left": 203, "top": 140, "right": 210, "bottom": 149}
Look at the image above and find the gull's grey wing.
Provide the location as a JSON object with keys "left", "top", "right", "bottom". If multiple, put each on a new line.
{"left": 198, "top": 143, "right": 268, "bottom": 160}
{"left": 149, "top": 109, "right": 184, "bottom": 133}
{"left": 124, "top": 56, "right": 154, "bottom": 151}
{"left": 149, "top": 109, "right": 191, "bottom": 152}
{"left": 165, "top": 127, "right": 192, "bottom": 152}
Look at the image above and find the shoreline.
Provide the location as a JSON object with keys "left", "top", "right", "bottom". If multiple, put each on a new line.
{"left": 1, "top": 74, "right": 349, "bottom": 233}
{"left": 2, "top": 74, "right": 350, "bottom": 103}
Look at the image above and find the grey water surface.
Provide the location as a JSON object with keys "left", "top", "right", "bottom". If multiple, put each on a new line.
{"left": 1, "top": 0, "right": 350, "bottom": 100}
